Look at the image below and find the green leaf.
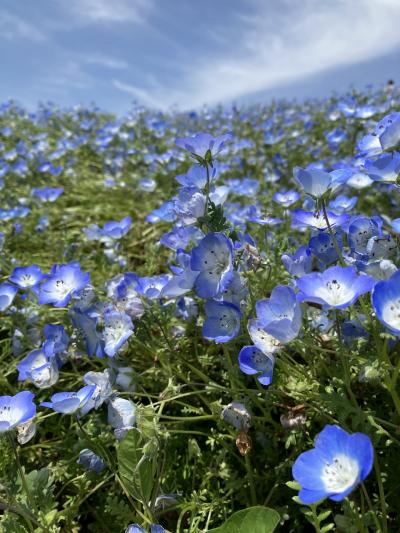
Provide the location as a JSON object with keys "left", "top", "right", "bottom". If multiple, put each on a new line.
{"left": 208, "top": 506, "right": 280, "bottom": 533}
{"left": 117, "top": 429, "right": 157, "bottom": 504}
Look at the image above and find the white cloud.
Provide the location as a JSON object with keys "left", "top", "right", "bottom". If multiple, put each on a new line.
{"left": 66, "top": 0, "right": 153, "bottom": 24}
{"left": 0, "top": 9, "right": 45, "bottom": 41}
{"left": 113, "top": 0, "right": 400, "bottom": 109}
{"left": 82, "top": 54, "right": 128, "bottom": 70}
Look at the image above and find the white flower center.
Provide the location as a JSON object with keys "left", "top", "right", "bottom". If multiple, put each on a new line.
{"left": 321, "top": 279, "right": 352, "bottom": 306}
{"left": 382, "top": 298, "right": 400, "bottom": 330}
{"left": 321, "top": 454, "right": 359, "bottom": 493}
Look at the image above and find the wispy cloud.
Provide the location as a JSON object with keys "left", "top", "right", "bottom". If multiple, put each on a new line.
{"left": 82, "top": 54, "right": 128, "bottom": 70}
{"left": 113, "top": 0, "right": 400, "bottom": 109}
{"left": 0, "top": 9, "right": 46, "bottom": 42}
{"left": 65, "top": 0, "right": 153, "bottom": 24}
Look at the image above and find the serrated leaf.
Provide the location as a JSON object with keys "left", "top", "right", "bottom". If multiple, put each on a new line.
{"left": 208, "top": 506, "right": 280, "bottom": 533}
{"left": 117, "top": 428, "right": 157, "bottom": 504}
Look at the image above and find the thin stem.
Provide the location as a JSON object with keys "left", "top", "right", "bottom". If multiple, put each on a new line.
{"left": 321, "top": 198, "right": 345, "bottom": 266}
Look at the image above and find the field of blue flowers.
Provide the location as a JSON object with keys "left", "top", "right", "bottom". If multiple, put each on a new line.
{"left": 1, "top": 85, "right": 400, "bottom": 532}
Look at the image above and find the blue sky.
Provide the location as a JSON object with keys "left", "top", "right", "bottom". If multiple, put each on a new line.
{"left": 1, "top": 0, "right": 400, "bottom": 113}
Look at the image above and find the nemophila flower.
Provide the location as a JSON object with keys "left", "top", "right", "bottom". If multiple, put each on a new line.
{"left": 176, "top": 132, "right": 232, "bottom": 161}
{"left": 247, "top": 205, "right": 282, "bottom": 226}
{"left": 358, "top": 112, "right": 400, "bottom": 156}
{"left": 329, "top": 195, "right": 358, "bottom": 214}
{"left": 273, "top": 189, "right": 301, "bottom": 207}
{"left": 175, "top": 163, "right": 217, "bottom": 188}
{"left": 102, "top": 216, "right": 132, "bottom": 240}
{"left": 341, "top": 318, "right": 368, "bottom": 345}
{"left": 226, "top": 177, "right": 259, "bottom": 196}
{"left": 146, "top": 200, "right": 176, "bottom": 224}
{"left": 292, "top": 425, "right": 373, "bottom": 504}
{"left": 309, "top": 231, "right": 344, "bottom": 268}
{"left": 238, "top": 346, "right": 275, "bottom": 385}
{"left": 175, "top": 296, "right": 198, "bottom": 321}
{"left": 32, "top": 187, "right": 64, "bottom": 202}
{"left": 9, "top": 265, "right": 44, "bottom": 290}
{"left": 371, "top": 270, "right": 400, "bottom": 334}
{"left": 0, "top": 282, "right": 18, "bottom": 311}
{"left": 247, "top": 318, "right": 283, "bottom": 355}
{"left": 364, "top": 152, "right": 400, "bottom": 183}
{"left": 81, "top": 369, "right": 113, "bottom": 415}
{"left": 356, "top": 258, "right": 397, "bottom": 281}
{"left": 255, "top": 285, "right": 302, "bottom": 343}
{"left": 126, "top": 525, "right": 165, "bottom": 533}
{"left": 347, "top": 216, "right": 382, "bottom": 257}
{"left": 135, "top": 274, "right": 171, "bottom": 299}
{"left": 282, "top": 246, "right": 312, "bottom": 278}
{"left": 139, "top": 177, "right": 156, "bottom": 192}
{"left": 161, "top": 251, "right": 199, "bottom": 299}
{"left": 40, "top": 385, "right": 95, "bottom": 414}
{"left": 291, "top": 210, "right": 349, "bottom": 231}
{"left": 43, "top": 324, "right": 69, "bottom": 359}
{"left": 190, "top": 232, "right": 234, "bottom": 298}
{"left": 71, "top": 309, "right": 105, "bottom": 358}
{"left": 108, "top": 397, "right": 136, "bottom": 440}
{"left": 174, "top": 186, "right": 206, "bottom": 224}
{"left": 0, "top": 391, "right": 36, "bottom": 433}
{"left": 17, "top": 348, "right": 59, "bottom": 389}
{"left": 77, "top": 448, "right": 106, "bottom": 474}
{"left": 38, "top": 263, "right": 90, "bottom": 307}
{"left": 103, "top": 311, "right": 134, "bottom": 357}
{"left": 297, "top": 266, "right": 375, "bottom": 309}
{"left": 366, "top": 234, "right": 397, "bottom": 261}
{"left": 217, "top": 271, "right": 248, "bottom": 308}
{"left": 293, "top": 167, "right": 346, "bottom": 198}
{"left": 202, "top": 300, "right": 241, "bottom": 343}
{"left": 159, "top": 225, "right": 203, "bottom": 251}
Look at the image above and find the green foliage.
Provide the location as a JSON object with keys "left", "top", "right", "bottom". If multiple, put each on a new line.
{"left": 208, "top": 506, "right": 280, "bottom": 533}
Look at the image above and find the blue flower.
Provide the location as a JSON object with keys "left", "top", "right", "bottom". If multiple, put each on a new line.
{"left": 71, "top": 309, "right": 105, "bottom": 358}
{"left": 108, "top": 397, "right": 136, "bottom": 440}
{"left": 81, "top": 369, "right": 113, "bottom": 415}
{"left": 103, "top": 311, "right": 134, "bottom": 357}
{"left": 372, "top": 270, "right": 400, "bottom": 334}
{"left": 176, "top": 164, "right": 217, "bottom": 188}
{"left": 293, "top": 167, "right": 347, "bottom": 198}
{"left": 17, "top": 348, "right": 59, "bottom": 389}
{"left": 190, "top": 233, "right": 234, "bottom": 298}
{"left": 102, "top": 216, "right": 132, "bottom": 239}
{"left": 328, "top": 195, "right": 358, "bottom": 214}
{"left": 273, "top": 189, "right": 300, "bottom": 207}
{"left": 176, "top": 132, "right": 232, "bottom": 161}
{"left": 255, "top": 286, "right": 302, "bottom": 343}
{"left": 238, "top": 346, "right": 275, "bottom": 385}
{"left": 32, "top": 187, "right": 64, "bottom": 202}
{"left": 292, "top": 425, "right": 373, "bottom": 504}
{"left": 364, "top": 153, "right": 400, "bottom": 183}
{"left": 161, "top": 250, "right": 199, "bottom": 299}
{"left": 0, "top": 282, "right": 18, "bottom": 311}
{"left": 358, "top": 112, "right": 400, "bottom": 156}
{"left": 309, "top": 231, "right": 343, "bottom": 268}
{"left": 292, "top": 210, "right": 349, "bottom": 231}
{"left": 0, "top": 391, "right": 36, "bottom": 433}
{"left": 77, "top": 448, "right": 106, "bottom": 474}
{"left": 347, "top": 216, "right": 382, "bottom": 257}
{"left": 9, "top": 265, "right": 44, "bottom": 290}
{"left": 126, "top": 525, "right": 165, "bottom": 533}
{"left": 282, "top": 246, "right": 312, "bottom": 278}
{"left": 202, "top": 300, "right": 241, "bottom": 343}
{"left": 40, "top": 385, "right": 95, "bottom": 414}
{"left": 38, "top": 263, "right": 90, "bottom": 307}
{"left": 297, "top": 266, "right": 375, "bottom": 309}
